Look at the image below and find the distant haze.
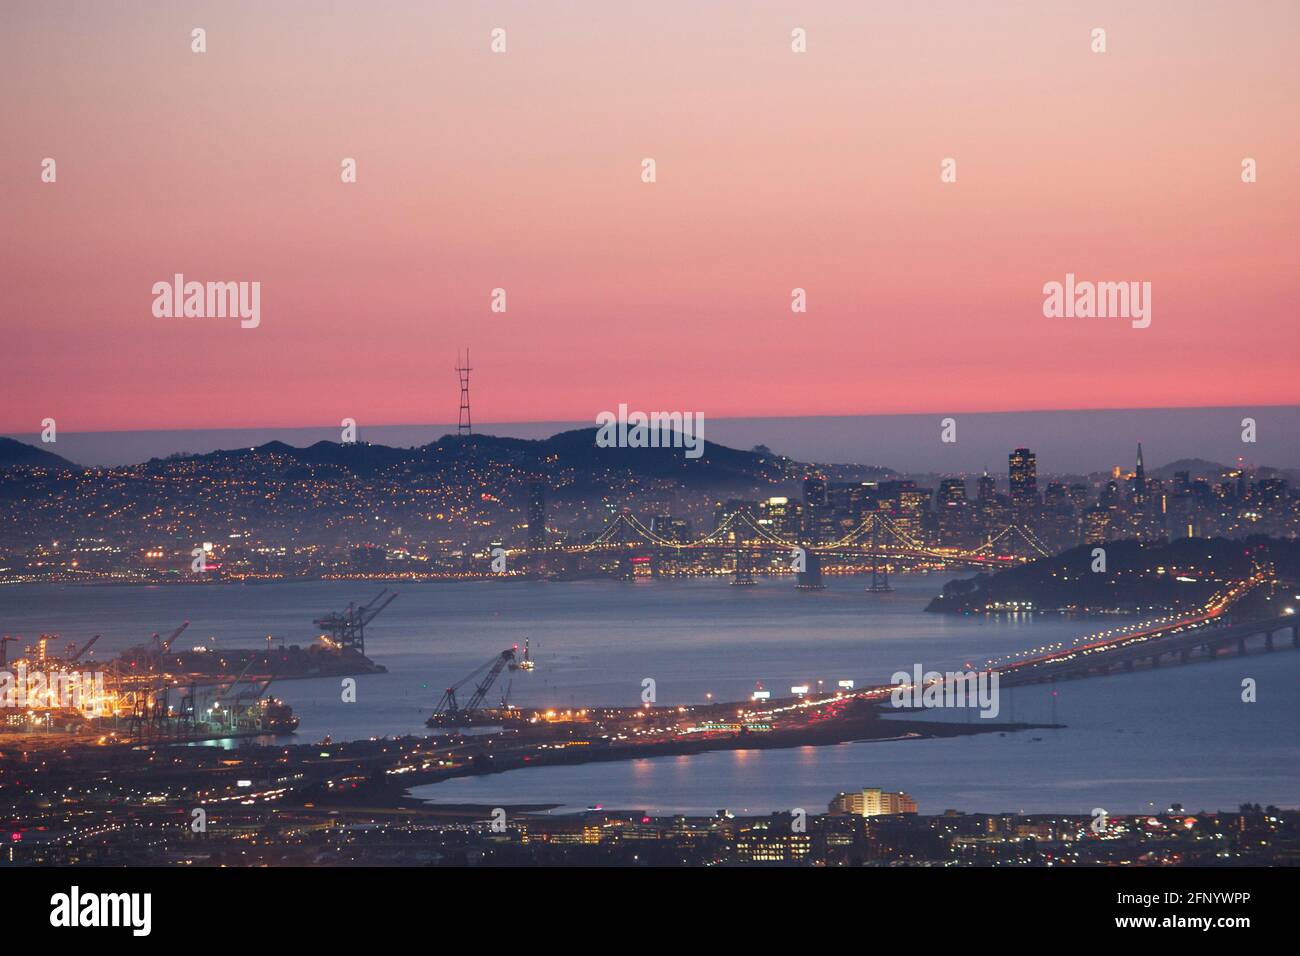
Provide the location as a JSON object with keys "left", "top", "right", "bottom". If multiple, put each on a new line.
{"left": 8, "top": 406, "right": 1297, "bottom": 474}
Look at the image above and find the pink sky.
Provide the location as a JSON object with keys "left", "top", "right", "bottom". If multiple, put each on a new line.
{"left": 4, "top": 1, "right": 1298, "bottom": 433}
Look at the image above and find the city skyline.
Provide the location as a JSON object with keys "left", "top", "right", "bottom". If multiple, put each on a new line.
{"left": 4, "top": 0, "right": 1297, "bottom": 900}
{"left": 4, "top": 424, "right": 1294, "bottom": 590}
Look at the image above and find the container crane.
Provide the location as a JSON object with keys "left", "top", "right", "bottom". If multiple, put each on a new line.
{"left": 121, "top": 621, "right": 190, "bottom": 668}
{"left": 509, "top": 638, "right": 536, "bottom": 671}
{"left": 313, "top": 589, "right": 397, "bottom": 655}
{"left": 66, "top": 634, "right": 101, "bottom": 663}
{"left": 156, "top": 621, "right": 190, "bottom": 659}
{"left": 427, "top": 647, "right": 516, "bottom": 727}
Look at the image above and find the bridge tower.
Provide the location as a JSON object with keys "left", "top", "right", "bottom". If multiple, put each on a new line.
{"left": 731, "top": 545, "right": 756, "bottom": 586}
{"left": 795, "top": 547, "right": 825, "bottom": 590}
{"left": 866, "top": 515, "right": 893, "bottom": 593}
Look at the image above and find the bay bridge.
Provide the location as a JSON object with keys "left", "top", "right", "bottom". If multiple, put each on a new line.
{"left": 987, "top": 562, "right": 1299, "bottom": 687}
{"left": 841, "top": 563, "right": 1296, "bottom": 702}
{"left": 527, "top": 508, "right": 1052, "bottom": 585}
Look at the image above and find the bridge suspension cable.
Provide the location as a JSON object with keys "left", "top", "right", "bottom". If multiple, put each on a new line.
{"left": 572, "top": 509, "right": 1031, "bottom": 566}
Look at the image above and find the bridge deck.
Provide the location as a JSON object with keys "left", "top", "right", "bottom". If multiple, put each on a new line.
{"left": 997, "top": 614, "right": 1299, "bottom": 686}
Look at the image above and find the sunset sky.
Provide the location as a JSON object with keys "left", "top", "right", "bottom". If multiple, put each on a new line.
{"left": 4, "top": 0, "right": 1298, "bottom": 434}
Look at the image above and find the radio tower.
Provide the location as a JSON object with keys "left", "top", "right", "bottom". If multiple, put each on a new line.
{"left": 456, "top": 350, "right": 472, "bottom": 436}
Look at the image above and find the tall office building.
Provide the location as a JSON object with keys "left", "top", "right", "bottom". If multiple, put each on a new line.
{"left": 802, "top": 474, "right": 830, "bottom": 544}
{"left": 802, "top": 474, "right": 827, "bottom": 507}
{"left": 1083, "top": 504, "right": 1113, "bottom": 543}
{"left": 759, "top": 496, "right": 801, "bottom": 539}
{"left": 936, "top": 479, "right": 975, "bottom": 546}
{"left": 1133, "top": 443, "right": 1147, "bottom": 501}
{"left": 1067, "top": 483, "right": 1090, "bottom": 509}
{"left": 1009, "top": 448, "right": 1037, "bottom": 504}
{"left": 938, "top": 478, "right": 967, "bottom": 505}
{"left": 977, "top": 470, "right": 996, "bottom": 502}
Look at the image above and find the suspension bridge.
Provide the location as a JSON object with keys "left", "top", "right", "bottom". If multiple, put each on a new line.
{"left": 526, "top": 509, "right": 1052, "bottom": 583}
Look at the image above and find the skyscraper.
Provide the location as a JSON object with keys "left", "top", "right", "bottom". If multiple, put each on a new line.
{"left": 802, "top": 474, "right": 827, "bottom": 507}
{"left": 938, "top": 478, "right": 967, "bottom": 505}
{"left": 802, "top": 474, "right": 829, "bottom": 544}
{"left": 1009, "top": 448, "right": 1037, "bottom": 505}
{"left": 1133, "top": 443, "right": 1147, "bottom": 501}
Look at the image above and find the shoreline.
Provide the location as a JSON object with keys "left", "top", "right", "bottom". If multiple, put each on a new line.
{"left": 324, "top": 715, "right": 1061, "bottom": 809}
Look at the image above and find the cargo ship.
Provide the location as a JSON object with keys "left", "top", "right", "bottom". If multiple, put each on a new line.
{"left": 257, "top": 697, "right": 300, "bottom": 733}
{"left": 113, "top": 591, "right": 396, "bottom": 684}
{"left": 149, "top": 641, "right": 386, "bottom": 682}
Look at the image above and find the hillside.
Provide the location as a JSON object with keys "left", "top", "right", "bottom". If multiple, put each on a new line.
{"left": 0, "top": 437, "right": 78, "bottom": 470}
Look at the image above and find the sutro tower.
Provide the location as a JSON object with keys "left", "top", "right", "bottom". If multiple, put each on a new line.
{"left": 456, "top": 350, "right": 472, "bottom": 436}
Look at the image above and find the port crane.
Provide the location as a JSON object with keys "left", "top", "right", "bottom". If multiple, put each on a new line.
{"left": 429, "top": 647, "right": 516, "bottom": 726}
{"left": 206, "top": 656, "right": 260, "bottom": 715}
{"left": 123, "top": 622, "right": 191, "bottom": 739}
{"left": 189, "top": 658, "right": 260, "bottom": 728}
{"left": 169, "top": 660, "right": 299, "bottom": 735}
{"left": 508, "top": 638, "right": 535, "bottom": 671}
{"left": 210, "top": 670, "right": 297, "bottom": 733}
{"left": 157, "top": 622, "right": 188, "bottom": 656}
{"left": 65, "top": 634, "right": 100, "bottom": 664}
{"left": 313, "top": 589, "right": 397, "bottom": 655}
{"left": 121, "top": 621, "right": 190, "bottom": 668}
